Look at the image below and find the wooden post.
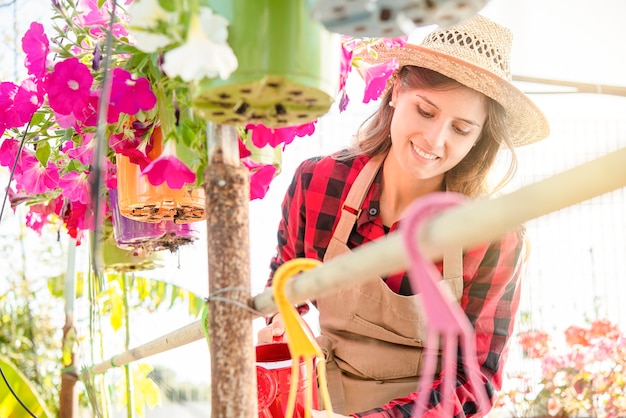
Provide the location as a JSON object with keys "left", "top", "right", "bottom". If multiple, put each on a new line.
{"left": 204, "top": 122, "right": 257, "bottom": 417}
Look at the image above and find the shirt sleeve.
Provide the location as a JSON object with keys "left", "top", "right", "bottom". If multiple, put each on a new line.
{"left": 352, "top": 228, "right": 526, "bottom": 418}
{"left": 266, "top": 159, "right": 316, "bottom": 321}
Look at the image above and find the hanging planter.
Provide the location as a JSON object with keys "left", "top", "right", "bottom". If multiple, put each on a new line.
{"left": 94, "top": 228, "right": 163, "bottom": 273}
{"left": 308, "top": 0, "right": 490, "bottom": 38}
{"left": 115, "top": 125, "right": 206, "bottom": 224}
{"left": 109, "top": 188, "right": 200, "bottom": 252}
{"left": 191, "top": 0, "right": 341, "bottom": 128}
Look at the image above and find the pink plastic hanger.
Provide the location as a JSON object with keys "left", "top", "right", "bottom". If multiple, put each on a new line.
{"left": 400, "top": 192, "right": 490, "bottom": 417}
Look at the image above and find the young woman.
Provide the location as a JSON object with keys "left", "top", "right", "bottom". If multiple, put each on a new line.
{"left": 258, "top": 14, "right": 550, "bottom": 418}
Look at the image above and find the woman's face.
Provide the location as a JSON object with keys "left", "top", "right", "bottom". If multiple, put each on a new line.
{"left": 389, "top": 84, "right": 487, "bottom": 182}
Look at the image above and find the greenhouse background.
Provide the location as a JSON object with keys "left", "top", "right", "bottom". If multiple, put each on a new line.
{"left": 1, "top": 0, "right": 626, "bottom": 416}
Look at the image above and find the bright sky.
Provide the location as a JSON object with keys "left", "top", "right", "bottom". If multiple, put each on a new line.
{"left": 2, "top": 0, "right": 626, "bottom": 394}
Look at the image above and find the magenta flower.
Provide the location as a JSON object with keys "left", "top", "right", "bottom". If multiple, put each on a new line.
{"left": 238, "top": 137, "right": 252, "bottom": 158}
{"left": 16, "top": 155, "right": 60, "bottom": 194}
{"left": 109, "top": 68, "right": 157, "bottom": 115}
{"left": 0, "top": 82, "right": 23, "bottom": 130}
{"left": 22, "top": 21, "right": 50, "bottom": 79}
{"left": 59, "top": 170, "right": 91, "bottom": 205}
{"left": 246, "top": 120, "right": 317, "bottom": 149}
{"left": 105, "top": 159, "right": 117, "bottom": 189}
{"left": 14, "top": 78, "right": 44, "bottom": 123}
{"left": 109, "top": 131, "right": 152, "bottom": 169}
{"left": 141, "top": 140, "right": 196, "bottom": 189}
{"left": 248, "top": 162, "right": 276, "bottom": 200}
{"left": 24, "top": 199, "right": 62, "bottom": 234}
{"left": 61, "top": 200, "right": 93, "bottom": 242}
{"left": 358, "top": 58, "right": 399, "bottom": 104}
{"left": 339, "top": 44, "right": 353, "bottom": 92}
{"left": 0, "top": 138, "right": 20, "bottom": 169}
{"left": 66, "top": 133, "right": 95, "bottom": 165}
{"left": 382, "top": 36, "right": 408, "bottom": 48}
{"left": 25, "top": 209, "right": 46, "bottom": 234}
{"left": 46, "top": 58, "right": 93, "bottom": 116}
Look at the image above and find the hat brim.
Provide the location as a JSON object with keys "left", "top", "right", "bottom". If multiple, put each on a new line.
{"left": 361, "top": 44, "right": 550, "bottom": 147}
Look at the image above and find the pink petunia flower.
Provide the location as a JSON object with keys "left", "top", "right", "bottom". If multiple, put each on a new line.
{"left": 14, "top": 78, "right": 44, "bottom": 123}
{"left": 247, "top": 162, "right": 276, "bottom": 201}
{"left": 241, "top": 157, "right": 277, "bottom": 199}
{"left": 109, "top": 130, "right": 152, "bottom": 169}
{"left": 238, "top": 137, "right": 252, "bottom": 158}
{"left": 356, "top": 58, "right": 399, "bottom": 104}
{"left": 25, "top": 209, "right": 46, "bottom": 234}
{"left": 46, "top": 58, "right": 94, "bottom": 116}
{"left": 66, "top": 133, "right": 95, "bottom": 166}
{"left": 16, "top": 155, "right": 60, "bottom": 194}
{"left": 0, "top": 138, "right": 22, "bottom": 170}
{"left": 246, "top": 120, "right": 317, "bottom": 149}
{"left": 109, "top": 68, "right": 157, "bottom": 115}
{"left": 105, "top": 159, "right": 117, "bottom": 189}
{"left": 0, "top": 82, "right": 23, "bottom": 129}
{"left": 382, "top": 36, "right": 408, "bottom": 49}
{"left": 22, "top": 21, "right": 50, "bottom": 80}
{"left": 141, "top": 140, "right": 196, "bottom": 189}
{"left": 59, "top": 170, "right": 91, "bottom": 205}
{"left": 24, "top": 199, "right": 62, "bottom": 234}
{"left": 339, "top": 43, "right": 353, "bottom": 92}
{"left": 61, "top": 200, "right": 93, "bottom": 242}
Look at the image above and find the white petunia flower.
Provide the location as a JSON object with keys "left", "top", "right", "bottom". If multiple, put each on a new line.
{"left": 162, "top": 10, "right": 238, "bottom": 81}
{"left": 126, "top": 0, "right": 170, "bottom": 28}
{"left": 126, "top": 0, "right": 175, "bottom": 53}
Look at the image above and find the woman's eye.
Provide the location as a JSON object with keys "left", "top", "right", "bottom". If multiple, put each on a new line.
{"left": 418, "top": 107, "right": 433, "bottom": 118}
{"left": 453, "top": 126, "right": 471, "bottom": 136}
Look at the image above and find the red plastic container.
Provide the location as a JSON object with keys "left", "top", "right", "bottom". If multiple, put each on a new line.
{"left": 256, "top": 343, "right": 319, "bottom": 417}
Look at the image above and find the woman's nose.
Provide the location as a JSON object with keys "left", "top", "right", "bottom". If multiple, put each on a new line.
{"left": 423, "top": 121, "right": 446, "bottom": 148}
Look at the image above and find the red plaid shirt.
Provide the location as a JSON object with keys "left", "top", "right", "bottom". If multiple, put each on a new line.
{"left": 267, "top": 150, "right": 526, "bottom": 418}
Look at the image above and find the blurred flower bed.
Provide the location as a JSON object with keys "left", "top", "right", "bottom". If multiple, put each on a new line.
{"left": 494, "top": 319, "right": 626, "bottom": 417}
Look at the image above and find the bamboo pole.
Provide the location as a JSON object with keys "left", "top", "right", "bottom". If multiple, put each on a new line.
{"left": 85, "top": 145, "right": 626, "bottom": 372}
{"left": 59, "top": 239, "right": 78, "bottom": 418}
{"left": 204, "top": 122, "right": 257, "bottom": 417}
{"left": 513, "top": 75, "right": 626, "bottom": 97}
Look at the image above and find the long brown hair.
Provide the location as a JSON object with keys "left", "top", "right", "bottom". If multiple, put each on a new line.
{"left": 342, "top": 66, "right": 517, "bottom": 198}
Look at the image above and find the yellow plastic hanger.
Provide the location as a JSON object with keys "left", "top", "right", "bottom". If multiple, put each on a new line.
{"left": 271, "top": 258, "right": 333, "bottom": 418}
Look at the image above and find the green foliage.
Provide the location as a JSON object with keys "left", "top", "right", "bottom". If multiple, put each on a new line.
{"left": 0, "top": 218, "right": 65, "bottom": 416}
{"left": 0, "top": 355, "right": 53, "bottom": 418}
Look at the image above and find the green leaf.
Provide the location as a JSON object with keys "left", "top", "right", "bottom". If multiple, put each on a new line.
{"left": 30, "top": 111, "right": 46, "bottom": 126}
{"left": 0, "top": 354, "right": 53, "bottom": 418}
{"left": 98, "top": 0, "right": 106, "bottom": 8}
{"left": 35, "top": 141, "right": 51, "bottom": 166}
{"left": 157, "top": 0, "right": 177, "bottom": 12}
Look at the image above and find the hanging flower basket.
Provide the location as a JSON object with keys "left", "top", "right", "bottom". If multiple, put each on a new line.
{"left": 115, "top": 125, "right": 206, "bottom": 224}
{"left": 109, "top": 189, "right": 200, "bottom": 252}
{"left": 191, "top": 0, "right": 341, "bottom": 128}
{"left": 95, "top": 231, "right": 163, "bottom": 273}
{"left": 308, "top": 0, "right": 490, "bottom": 38}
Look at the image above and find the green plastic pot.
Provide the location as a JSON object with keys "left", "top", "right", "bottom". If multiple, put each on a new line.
{"left": 192, "top": 0, "right": 341, "bottom": 128}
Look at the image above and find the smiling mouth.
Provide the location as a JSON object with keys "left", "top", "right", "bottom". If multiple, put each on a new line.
{"left": 412, "top": 143, "right": 439, "bottom": 160}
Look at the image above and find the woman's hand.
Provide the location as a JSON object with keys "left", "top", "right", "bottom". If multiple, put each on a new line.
{"left": 310, "top": 410, "right": 350, "bottom": 417}
{"left": 256, "top": 313, "right": 286, "bottom": 344}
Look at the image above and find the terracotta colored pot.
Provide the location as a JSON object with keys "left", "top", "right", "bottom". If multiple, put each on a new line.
{"left": 115, "top": 126, "right": 205, "bottom": 224}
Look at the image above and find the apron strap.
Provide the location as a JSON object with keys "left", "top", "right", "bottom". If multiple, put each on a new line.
{"left": 330, "top": 154, "right": 386, "bottom": 246}
{"left": 325, "top": 153, "right": 463, "bottom": 281}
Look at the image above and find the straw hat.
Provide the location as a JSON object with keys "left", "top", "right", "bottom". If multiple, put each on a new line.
{"left": 360, "top": 14, "right": 550, "bottom": 147}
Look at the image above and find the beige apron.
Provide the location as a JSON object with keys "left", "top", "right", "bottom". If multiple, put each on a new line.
{"left": 316, "top": 154, "right": 463, "bottom": 414}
